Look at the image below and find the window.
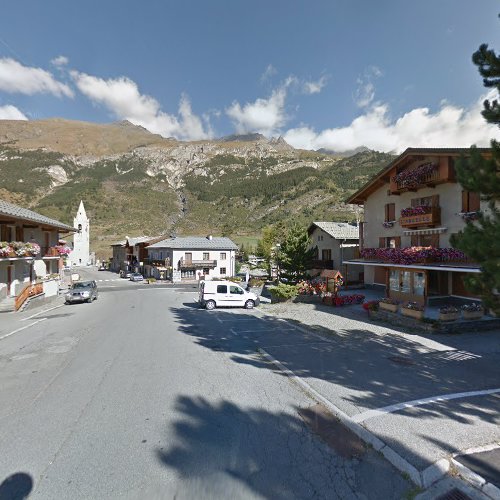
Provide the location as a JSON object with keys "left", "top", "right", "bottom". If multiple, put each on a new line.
{"left": 321, "top": 249, "right": 332, "bottom": 260}
{"left": 203, "top": 252, "right": 210, "bottom": 260}
{"left": 220, "top": 267, "right": 226, "bottom": 275}
{"left": 413, "top": 272, "right": 425, "bottom": 296}
{"left": 401, "top": 271, "right": 411, "bottom": 293}
{"left": 379, "top": 237, "right": 400, "bottom": 248}
{"left": 461, "top": 191, "right": 480, "bottom": 212}
{"left": 220, "top": 252, "right": 226, "bottom": 260}
{"left": 385, "top": 203, "right": 396, "bottom": 222}
{"left": 230, "top": 285, "right": 244, "bottom": 295}
{"left": 389, "top": 270, "right": 399, "bottom": 291}
{"left": 184, "top": 252, "right": 192, "bottom": 263}
{"left": 217, "top": 285, "right": 227, "bottom": 293}
{"left": 411, "top": 195, "right": 439, "bottom": 207}
{"left": 203, "top": 268, "right": 209, "bottom": 275}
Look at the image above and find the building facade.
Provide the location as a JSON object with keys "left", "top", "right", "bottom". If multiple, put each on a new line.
{"left": 0, "top": 199, "right": 75, "bottom": 309}
{"left": 146, "top": 236, "right": 238, "bottom": 280}
{"left": 307, "top": 221, "right": 363, "bottom": 283}
{"left": 346, "top": 148, "right": 488, "bottom": 305}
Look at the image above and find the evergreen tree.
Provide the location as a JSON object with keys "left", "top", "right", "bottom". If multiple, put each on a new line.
{"left": 278, "top": 223, "right": 316, "bottom": 280}
{"left": 450, "top": 40, "right": 500, "bottom": 314}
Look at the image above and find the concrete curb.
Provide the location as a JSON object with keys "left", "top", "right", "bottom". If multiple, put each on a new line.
{"left": 450, "top": 443, "right": 500, "bottom": 500}
{"left": 258, "top": 346, "right": 453, "bottom": 489}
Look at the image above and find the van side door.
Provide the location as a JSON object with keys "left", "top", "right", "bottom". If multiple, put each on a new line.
{"left": 228, "top": 285, "right": 246, "bottom": 306}
{"left": 215, "top": 284, "right": 230, "bottom": 306}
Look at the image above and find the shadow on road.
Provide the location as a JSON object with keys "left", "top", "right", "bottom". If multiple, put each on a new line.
{"left": 0, "top": 472, "right": 33, "bottom": 500}
{"left": 156, "top": 395, "right": 411, "bottom": 500}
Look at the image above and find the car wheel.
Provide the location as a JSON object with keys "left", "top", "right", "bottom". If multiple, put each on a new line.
{"left": 205, "top": 300, "right": 216, "bottom": 310}
{"left": 245, "top": 299, "right": 255, "bottom": 309}
{"left": 86, "top": 298, "right": 92, "bottom": 303}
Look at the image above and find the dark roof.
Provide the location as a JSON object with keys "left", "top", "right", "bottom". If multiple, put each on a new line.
{"left": 0, "top": 199, "right": 76, "bottom": 232}
{"left": 148, "top": 236, "right": 239, "bottom": 250}
{"left": 346, "top": 147, "right": 492, "bottom": 204}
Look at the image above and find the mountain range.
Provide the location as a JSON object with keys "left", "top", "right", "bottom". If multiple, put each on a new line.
{"left": 0, "top": 118, "right": 395, "bottom": 257}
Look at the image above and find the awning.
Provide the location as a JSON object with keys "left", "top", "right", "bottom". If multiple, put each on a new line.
{"left": 403, "top": 227, "right": 447, "bottom": 236}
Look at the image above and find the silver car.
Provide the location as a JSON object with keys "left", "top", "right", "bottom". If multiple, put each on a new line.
{"left": 65, "top": 280, "right": 98, "bottom": 304}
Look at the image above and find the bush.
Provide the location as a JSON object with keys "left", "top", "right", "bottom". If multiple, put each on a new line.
{"left": 268, "top": 283, "right": 298, "bottom": 299}
{"left": 148, "top": 277, "right": 157, "bottom": 283}
{"left": 248, "top": 278, "right": 265, "bottom": 287}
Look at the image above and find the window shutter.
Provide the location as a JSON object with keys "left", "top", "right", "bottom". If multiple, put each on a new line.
{"left": 431, "top": 195, "right": 440, "bottom": 207}
{"left": 384, "top": 204, "right": 389, "bottom": 222}
{"left": 379, "top": 237, "right": 386, "bottom": 248}
{"left": 430, "top": 234, "right": 439, "bottom": 247}
{"left": 469, "top": 192, "right": 481, "bottom": 212}
{"left": 394, "top": 236, "right": 401, "bottom": 248}
{"left": 411, "top": 234, "right": 419, "bottom": 246}
{"left": 461, "top": 191, "right": 468, "bottom": 212}
{"left": 0, "top": 225, "right": 8, "bottom": 241}
{"left": 388, "top": 203, "right": 395, "bottom": 221}
{"left": 15, "top": 226, "right": 23, "bottom": 241}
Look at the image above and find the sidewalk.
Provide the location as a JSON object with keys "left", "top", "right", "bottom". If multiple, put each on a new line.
{"left": 255, "top": 302, "right": 500, "bottom": 495}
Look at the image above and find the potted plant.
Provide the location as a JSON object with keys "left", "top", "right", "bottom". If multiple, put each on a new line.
{"left": 439, "top": 305, "right": 460, "bottom": 322}
{"left": 379, "top": 297, "right": 399, "bottom": 313}
{"left": 461, "top": 303, "right": 484, "bottom": 320}
{"left": 401, "top": 301, "right": 425, "bottom": 320}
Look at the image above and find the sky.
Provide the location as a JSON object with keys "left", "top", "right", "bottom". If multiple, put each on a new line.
{"left": 0, "top": 0, "right": 499, "bottom": 153}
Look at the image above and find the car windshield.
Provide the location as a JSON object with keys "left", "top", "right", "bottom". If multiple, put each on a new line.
{"left": 73, "top": 282, "right": 92, "bottom": 289}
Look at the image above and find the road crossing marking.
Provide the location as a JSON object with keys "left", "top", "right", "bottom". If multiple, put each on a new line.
{"left": 351, "top": 388, "right": 500, "bottom": 423}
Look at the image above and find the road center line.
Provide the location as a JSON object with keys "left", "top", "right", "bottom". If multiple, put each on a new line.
{"left": 0, "top": 317, "right": 48, "bottom": 341}
{"left": 352, "top": 388, "right": 500, "bottom": 423}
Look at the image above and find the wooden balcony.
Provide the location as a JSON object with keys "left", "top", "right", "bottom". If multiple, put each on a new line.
{"left": 179, "top": 259, "right": 217, "bottom": 269}
{"left": 400, "top": 207, "right": 441, "bottom": 228}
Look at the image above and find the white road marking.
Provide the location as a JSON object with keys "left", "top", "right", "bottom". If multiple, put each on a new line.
{"left": 352, "top": 388, "right": 500, "bottom": 423}
{"left": 0, "top": 317, "right": 48, "bottom": 341}
{"left": 136, "top": 287, "right": 171, "bottom": 290}
{"left": 20, "top": 304, "right": 64, "bottom": 321}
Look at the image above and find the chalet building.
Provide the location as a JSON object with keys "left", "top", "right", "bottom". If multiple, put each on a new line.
{"left": 110, "top": 236, "right": 162, "bottom": 273}
{"left": 146, "top": 236, "right": 238, "bottom": 280}
{"left": 307, "top": 222, "right": 363, "bottom": 282}
{"left": 0, "top": 200, "right": 76, "bottom": 311}
{"left": 345, "top": 148, "right": 490, "bottom": 305}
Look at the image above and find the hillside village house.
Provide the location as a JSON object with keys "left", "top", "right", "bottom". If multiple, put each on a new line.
{"left": 145, "top": 236, "right": 238, "bottom": 280}
{"left": 307, "top": 221, "right": 363, "bottom": 283}
{"left": 0, "top": 200, "right": 76, "bottom": 311}
{"left": 345, "top": 148, "right": 489, "bottom": 305}
{"left": 110, "top": 236, "right": 163, "bottom": 273}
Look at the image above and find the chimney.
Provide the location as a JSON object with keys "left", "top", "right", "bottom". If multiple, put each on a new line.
{"left": 207, "top": 234, "right": 213, "bottom": 240}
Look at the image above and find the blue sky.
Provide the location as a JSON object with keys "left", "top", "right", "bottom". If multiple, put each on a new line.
{"left": 0, "top": 0, "right": 499, "bottom": 152}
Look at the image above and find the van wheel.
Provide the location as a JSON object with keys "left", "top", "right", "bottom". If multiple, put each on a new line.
{"left": 245, "top": 299, "right": 255, "bottom": 309}
{"left": 205, "top": 300, "right": 216, "bottom": 310}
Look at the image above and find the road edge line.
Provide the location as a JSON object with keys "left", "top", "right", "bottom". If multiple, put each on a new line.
{"left": 20, "top": 303, "right": 64, "bottom": 321}
{"left": 257, "top": 346, "right": 425, "bottom": 488}
{"left": 0, "top": 317, "right": 48, "bottom": 341}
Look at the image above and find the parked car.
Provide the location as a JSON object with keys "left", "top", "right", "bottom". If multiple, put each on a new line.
{"left": 120, "top": 270, "right": 131, "bottom": 278}
{"left": 65, "top": 281, "right": 98, "bottom": 304}
{"left": 98, "top": 265, "right": 107, "bottom": 271}
{"left": 130, "top": 273, "right": 144, "bottom": 282}
{"left": 199, "top": 280, "right": 259, "bottom": 310}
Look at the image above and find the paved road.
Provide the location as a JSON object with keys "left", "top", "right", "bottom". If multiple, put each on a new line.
{"left": 0, "top": 269, "right": 413, "bottom": 499}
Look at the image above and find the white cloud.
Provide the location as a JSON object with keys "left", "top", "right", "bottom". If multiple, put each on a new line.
{"left": 260, "top": 64, "right": 277, "bottom": 82}
{"left": 0, "top": 104, "right": 28, "bottom": 120}
{"left": 284, "top": 90, "right": 500, "bottom": 153}
{"left": 226, "top": 78, "right": 298, "bottom": 136}
{"left": 354, "top": 66, "right": 382, "bottom": 108}
{"left": 0, "top": 58, "right": 73, "bottom": 97}
{"left": 51, "top": 55, "right": 69, "bottom": 67}
{"left": 303, "top": 75, "right": 328, "bottom": 95}
{"left": 71, "top": 71, "right": 212, "bottom": 140}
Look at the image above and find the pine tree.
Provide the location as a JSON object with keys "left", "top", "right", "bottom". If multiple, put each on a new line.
{"left": 278, "top": 223, "right": 316, "bottom": 280}
{"left": 450, "top": 41, "right": 500, "bottom": 314}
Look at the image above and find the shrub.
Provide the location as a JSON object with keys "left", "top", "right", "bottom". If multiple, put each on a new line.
{"left": 403, "top": 301, "right": 424, "bottom": 312}
{"left": 439, "top": 305, "right": 459, "bottom": 314}
{"left": 268, "top": 283, "right": 298, "bottom": 299}
{"left": 248, "top": 278, "right": 265, "bottom": 287}
{"left": 148, "top": 277, "right": 157, "bottom": 283}
{"left": 363, "top": 300, "right": 379, "bottom": 311}
{"left": 461, "top": 303, "right": 483, "bottom": 312}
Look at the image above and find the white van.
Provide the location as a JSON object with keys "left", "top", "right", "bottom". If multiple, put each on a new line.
{"left": 199, "top": 280, "right": 259, "bottom": 310}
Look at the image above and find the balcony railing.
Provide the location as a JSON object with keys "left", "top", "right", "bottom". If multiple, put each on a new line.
{"left": 42, "top": 246, "right": 61, "bottom": 257}
{"left": 400, "top": 207, "right": 441, "bottom": 228}
{"left": 309, "top": 259, "right": 334, "bottom": 269}
{"left": 179, "top": 258, "right": 217, "bottom": 269}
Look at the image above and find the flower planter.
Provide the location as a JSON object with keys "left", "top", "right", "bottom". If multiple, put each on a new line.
{"left": 439, "top": 312, "right": 460, "bottom": 322}
{"left": 401, "top": 307, "right": 424, "bottom": 320}
{"left": 462, "top": 310, "right": 484, "bottom": 320}
{"left": 379, "top": 302, "right": 398, "bottom": 313}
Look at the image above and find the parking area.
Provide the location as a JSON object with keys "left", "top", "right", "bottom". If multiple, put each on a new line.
{"left": 172, "top": 299, "right": 500, "bottom": 488}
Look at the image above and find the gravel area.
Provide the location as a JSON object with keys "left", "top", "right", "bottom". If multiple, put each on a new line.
{"left": 258, "top": 301, "right": 457, "bottom": 351}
